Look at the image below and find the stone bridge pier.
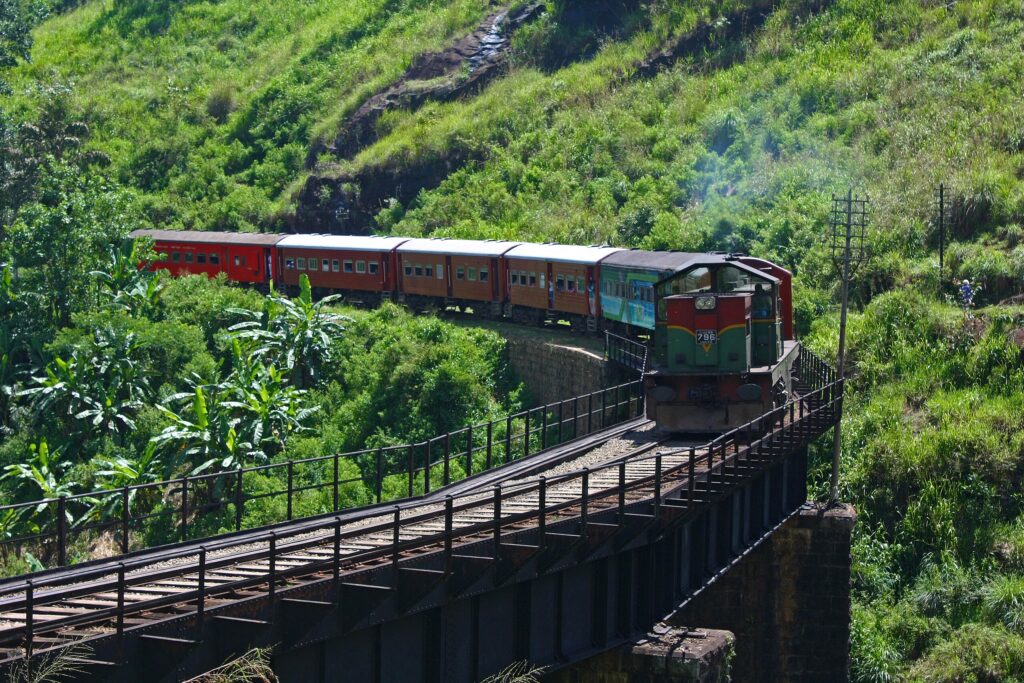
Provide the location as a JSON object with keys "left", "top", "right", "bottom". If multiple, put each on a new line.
{"left": 552, "top": 502, "right": 856, "bottom": 683}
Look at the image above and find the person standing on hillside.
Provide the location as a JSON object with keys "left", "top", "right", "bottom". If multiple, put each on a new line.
{"left": 958, "top": 278, "right": 979, "bottom": 317}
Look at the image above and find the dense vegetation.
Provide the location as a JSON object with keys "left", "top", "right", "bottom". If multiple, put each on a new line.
{"left": 4, "top": 0, "right": 1024, "bottom": 679}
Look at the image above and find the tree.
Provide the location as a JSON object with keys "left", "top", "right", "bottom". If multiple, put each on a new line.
{"left": 7, "top": 161, "right": 136, "bottom": 327}
{"left": 0, "top": 0, "right": 35, "bottom": 93}
{"left": 93, "top": 237, "right": 164, "bottom": 319}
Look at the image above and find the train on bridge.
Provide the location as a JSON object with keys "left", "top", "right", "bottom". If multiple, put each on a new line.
{"left": 131, "top": 230, "right": 798, "bottom": 432}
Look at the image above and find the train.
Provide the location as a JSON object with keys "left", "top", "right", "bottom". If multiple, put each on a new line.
{"left": 131, "top": 229, "right": 799, "bottom": 433}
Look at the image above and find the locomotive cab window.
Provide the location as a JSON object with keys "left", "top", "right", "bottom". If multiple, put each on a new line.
{"left": 479, "top": 267, "right": 488, "bottom": 282}
{"left": 369, "top": 262, "right": 379, "bottom": 275}
{"left": 356, "top": 260, "right": 366, "bottom": 274}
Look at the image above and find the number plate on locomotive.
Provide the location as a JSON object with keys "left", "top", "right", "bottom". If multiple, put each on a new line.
{"left": 696, "top": 329, "right": 718, "bottom": 345}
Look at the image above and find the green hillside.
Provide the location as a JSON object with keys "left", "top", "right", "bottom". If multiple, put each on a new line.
{"left": 4, "top": 0, "right": 1024, "bottom": 680}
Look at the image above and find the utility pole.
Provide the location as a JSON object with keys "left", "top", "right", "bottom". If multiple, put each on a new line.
{"left": 828, "top": 190, "right": 868, "bottom": 505}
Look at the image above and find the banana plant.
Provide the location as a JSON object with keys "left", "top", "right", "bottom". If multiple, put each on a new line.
{"left": 229, "top": 274, "right": 348, "bottom": 389}
{"left": 152, "top": 384, "right": 254, "bottom": 476}
{"left": 0, "top": 439, "right": 76, "bottom": 537}
{"left": 19, "top": 326, "right": 151, "bottom": 444}
{"left": 86, "top": 442, "right": 163, "bottom": 522}
{"left": 91, "top": 238, "right": 164, "bottom": 319}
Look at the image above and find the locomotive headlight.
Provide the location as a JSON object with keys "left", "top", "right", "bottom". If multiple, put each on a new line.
{"left": 695, "top": 295, "right": 717, "bottom": 311}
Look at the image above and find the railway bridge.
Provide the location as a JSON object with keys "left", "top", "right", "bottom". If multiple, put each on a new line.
{"left": 0, "top": 346, "right": 841, "bottom": 682}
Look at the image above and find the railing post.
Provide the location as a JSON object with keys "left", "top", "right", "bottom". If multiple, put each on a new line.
{"left": 375, "top": 447, "right": 384, "bottom": 504}
{"left": 57, "top": 495, "right": 67, "bottom": 567}
{"left": 486, "top": 421, "right": 493, "bottom": 471}
{"left": 588, "top": 392, "right": 594, "bottom": 434}
{"left": 268, "top": 531, "right": 277, "bottom": 600}
{"left": 333, "top": 516, "right": 342, "bottom": 587}
{"left": 286, "top": 461, "right": 294, "bottom": 521}
{"left": 180, "top": 476, "right": 189, "bottom": 542}
{"left": 538, "top": 477, "right": 547, "bottom": 541}
{"left": 687, "top": 447, "right": 696, "bottom": 506}
{"left": 466, "top": 425, "right": 474, "bottom": 478}
{"left": 618, "top": 461, "right": 627, "bottom": 523}
{"left": 424, "top": 441, "right": 432, "bottom": 493}
{"left": 505, "top": 416, "right": 513, "bottom": 464}
{"left": 600, "top": 388, "right": 606, "bottom": 428}
{"left": 573, "top": 396, "right": 579, "bottom": 439}
{"left": 197, "top": 546, "right": 206, "bottom": 630}
{"left": 557, "top": 400, "right": 564, "bottom": 444}
{"left": 580, "top": 468, "right": 590, "bottom": 538}
{"left": 407, "top": 445, "right": 415, "bottom": 497}
{"left": 443, "top": 433, "right": 451, "bottom": 486}
{"left": 333, "top": 454, "right": 340, "bottom": 512}
{"left": 116, "top": 563, "right": 125, "bottom": 644}
{"left": 236, "top": 468, "right": 245, "bottom": 531}
{"left": 120, "top": 487, "right": 130, "bottom": 554}
{"left": 524, "top": 410, "right": 531, "bottom": 459}
{"left": 654, "top": 454, "right": 663, "bottom": 514}
{"left": 444, "top": 496, "right": 453, "bottom": 575}
{"left": 24, "top": 580, "right": 33, "bottom": 671}
{"left": 541, "top": 407, "right": 548, "bottom": 450}
{"left": 391, "top": 506, "right": 401, "bottom": 578}
{"left": 492, "top": 485, "right": 502, "bottom": 556}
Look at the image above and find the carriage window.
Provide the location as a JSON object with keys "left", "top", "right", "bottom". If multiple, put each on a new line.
{"left": 322, "top": 259, "right": 329, "bottom": 271}
{"left": 468, "top": 268, "right": 477, "bottom": 281}
{"left": 285, "top": 258, "right": 295, "bottom": 270}
{"left": 540, "top": 273, "right": 546, "bottom": 288}
{"left": 309, "top": 258, "right": 318, "bottom": 271}
{"left": 578, "top": 277, "right": 585, "bottom": 293}
{"left": 529, "top": 272, "right": 537, "bottom": 287}
{"left": 210, "top": 253, "right": 220, "bottom": 265}
{"left": 511, "top": 272, "right": 519, "bottom": 285}
{"left": 172, "top": 252, "right": 181, "bottom": 263}
{"left": 233, "top": 255, "right": 243, "bottom": 267}
{"left": 436, "top": 264, "right": 444, "bottom": 279}
{"left": 479, "top": 267, "right": 488, "bottom": 282}
{"left": 566, "top": 278, "right": 575, "bottom": 293}
{"left": 297, "top": 257, "right": 306, "bottom": 270}
{"left": 415, "top": 264, "right": 423, "bottom": 277}
{"left": 354, "top": 260, "right": 364, "bottom": 274}
{"left": 369, "top": 262, "right": 379, "bottom": 275}
{"left": 343, "top": 260, "right": 353, "bottom": 273}
{"left": 456, "top": 267, "right": 465, "bottom": 280}
{"left": 425, "top": 265, "right": 434, "bottom": 278}
{"left": 332, "top": 259, "right": 340, "bottom": 272}
{"left": 556, "top": 275, "right": 565, "bottom": 292}
{"left": 404, "top": 264, "right": 413, "bottom": 276}
{"left": 197, "top": 253, "right": 206, "bottom": 264}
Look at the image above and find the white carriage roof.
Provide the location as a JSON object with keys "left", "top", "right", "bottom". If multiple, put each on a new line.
{"left": 397, "top": 239, "right": 522, "bottom": 257}
{"left": 505, "top": 243, "right": 623, "bottom": 265}
{"left": 276, "top": 234, "right": 410, "bottom": 252}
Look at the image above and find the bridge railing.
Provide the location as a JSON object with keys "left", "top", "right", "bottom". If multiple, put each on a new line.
{"left": 0, "top": 380, "right": 644, "bottom": 573}
{"left": 605, "top": 331, "right": 648, "bottom": 373}
{"left": 0, "top": 357, "right": 841, "bottom": 664}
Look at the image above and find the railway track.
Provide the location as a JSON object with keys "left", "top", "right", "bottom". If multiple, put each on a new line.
{"left": 0, "top": 363, "right": 839, "bottom": 673}
{"left": 0, "top": 428, "right": 703, "bottom": 665}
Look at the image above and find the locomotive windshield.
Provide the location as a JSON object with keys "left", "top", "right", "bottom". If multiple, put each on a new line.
{"left": 657, "top": 265, "right": 767, "bottom": 297}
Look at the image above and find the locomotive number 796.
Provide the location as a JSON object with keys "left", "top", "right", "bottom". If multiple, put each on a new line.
{"left": 696, "top": 329, "right": 718, "bottom": 345}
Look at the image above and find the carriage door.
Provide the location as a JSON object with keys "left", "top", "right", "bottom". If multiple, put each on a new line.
{"left": 445, "top": 256, "right": 453, "bottom": 298}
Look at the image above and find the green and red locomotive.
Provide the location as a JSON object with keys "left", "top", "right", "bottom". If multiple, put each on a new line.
{"left": 646, "top": 254, "right": 798, "bottom": 433}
